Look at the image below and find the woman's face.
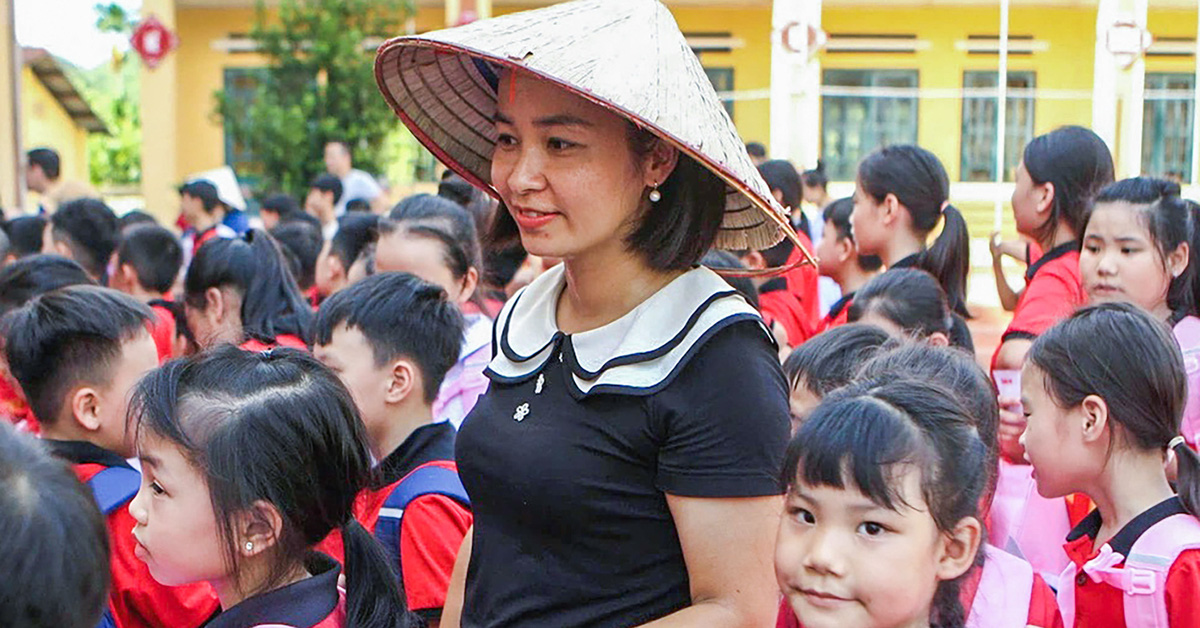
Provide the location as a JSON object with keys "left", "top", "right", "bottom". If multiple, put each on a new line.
{"left": 491, "top": 72, "right": 662, "bottom": 266}
{"left": 849, "top": 184, "right": 887, "bottom": 257}
{"left": 1080, "top": 202, "right": 1179, "bottom": 317}
{"left": 1011, "top": 161, "right": 1047, "bottom": 238}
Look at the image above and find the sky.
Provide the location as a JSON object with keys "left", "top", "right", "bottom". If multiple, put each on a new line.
{"left": 15, "top": 0, "right": 142, "bottom": 69}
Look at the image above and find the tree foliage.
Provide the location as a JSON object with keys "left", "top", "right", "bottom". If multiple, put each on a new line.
{"left": 215, "top": 0, "right": 413, "bottom": 197}
{"left": 71, "top": 2, "right": 141, "bottom": 187}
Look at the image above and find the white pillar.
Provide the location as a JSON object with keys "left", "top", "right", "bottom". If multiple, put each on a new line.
{"left": 993, "top": 0, "right": 1010, "bottom": 231}
{"left": 769, "top": 0, "right": 820, "bottom": 168}
{"left": 1120, "top": 0, "right": 1149, "bottom": 178}
{"left": 1191, "top": 0, "right": 1200, "bottom": 185}
{"left": 1092, "top": 0, "right": 1149, "bottom": 178}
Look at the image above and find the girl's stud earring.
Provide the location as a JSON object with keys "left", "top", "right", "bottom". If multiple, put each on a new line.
{"left": 245, "top": 542, "right": 254, "bottom": 552}
{"left": 648, "top": 184, "right": 661, "bottom": 203}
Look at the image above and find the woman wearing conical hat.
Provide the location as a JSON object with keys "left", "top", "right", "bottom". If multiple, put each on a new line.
{"left": 375, "top": 1, "right": 811, "bottom": 625}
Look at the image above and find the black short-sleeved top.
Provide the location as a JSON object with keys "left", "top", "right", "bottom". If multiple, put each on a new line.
{"left": 456, "top": 264, "right": 790, "bottom": 628}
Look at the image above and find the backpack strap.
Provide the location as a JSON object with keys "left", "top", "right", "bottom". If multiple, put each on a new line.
{"left": 95, "top": 609, "right": 118, "bottom": 628}
{"left": 1122, "top": 514, "right": 1200, "bottom": 628}
{"left": 966, "top": 545, "right": 1035, "bottom": 628}
{"left": 87, "top": 466, "right": 141, "bottom": 515}
{"left": 373, "top": 463, "right": 470, "bottom": 577}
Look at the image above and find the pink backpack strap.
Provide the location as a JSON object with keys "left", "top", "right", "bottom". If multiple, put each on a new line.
{"left": 966, "top": 545, "right": 1035, "bottom": 628}
{"left": 992, "top": 462, "right": 1073, "bottom": 589}
{"left": 1066, "top": 514, "right": 1200, "bottom": 628}
{"left": 1173, "top": 316, "right": 1200, "bottom": 447}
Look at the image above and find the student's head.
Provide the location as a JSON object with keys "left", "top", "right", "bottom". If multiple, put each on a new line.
{"left": 324, "top": 140, "right": 353, "bottom": 177}
{"left": 184, "top": 230, "right": 313, "bottom": 349}
{"left": 259, "top": 193, "right": 301, "bottom": 231}
{"left": 438, "top": 173, "right": 497, "bottom": 237}
{"left": 852, "top": 145, "right": 970, "bottom": 314}
{"left": 801, "top": 161, "right": 829, "bottom": 205}
{"left": 1014, "top": 126, "right": 1114, "bottom": 244}
{"left": 1081, "top": 177, "right": 1198, "bottom": 320}
{"left": 0, "top": 423, "right": 110, "bottom": 628}
{"left": 848, "top": 269, "right": 952, "bottom": 346}
{"left": 25, "top": 147, "right": 60, "bottom": 192}
{"left": 269, "top": 221, "right": 324, "bottom": 292}
{"left": 1023, "top": 302, "right": 1200, "bottom": 516}
{"left": 315, "top": 213, "right": 378, "bottom": 298}
{"left": 781, "top": 323, "right": 892, "bottom": 430}
{"left": 488, "top": 71, "right": 726, "bottom": 272}
{"left": 178, "top": 180, "right": 222, "bottom": 227}
{"left": 127, "top": 347, "right": 409, "bottom": 624}
{"left": 758, "top": 160, "right": 803, "bottom": 210}
{"left": 817, "top": 197, "right": 882, "bottom": 281}
{"left": 3, "top": 215, "right": 47, "bottom": 259}
{"left": 3, "top": 286, "right": 156, "bottom": 457}
{"left": 379, "top": 196, "right": 484, "bottom": 308}
{"left": 776, "top": 378, "right": 986, "bottom": 628}
{"left": 0, "top": 254, "right": 92, "bottom": 318}
{"left": 306, "top": 174, "right": 343, "bottom": 223}
{"left": 313, "top": 273, "right": 465, "bottom": 455}
{"left": 746, "top": 141, "right": 767, "bottom": 165}
{"left": 859, "top": 344, "right": 1001, "bottom": 504}
{"left": 117, "top": 210, "right": 157, "bottom": 233}
{"left": 113, "top": 225, "right": 182, "bottom": 298}
{"left": 45, "top": 198, "right": 119, "bottom": 282}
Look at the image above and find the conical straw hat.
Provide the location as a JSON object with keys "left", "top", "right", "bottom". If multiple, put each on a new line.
{"left": 375, "top": 0, "right": 811, "bottom": 255}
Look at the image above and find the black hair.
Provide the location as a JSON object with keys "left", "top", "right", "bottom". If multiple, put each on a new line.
{"left": 0, "top": 254, "right": 92, "bottom": 318}
{"left": 116, "top": 225, "right": 182, "bottom": 294}
{"left": 0, "top": 422, "right": 110, "bottom": 628}
{"left": 326, "top": 139, "right": 353, "bottom": 159}
{"left": 3, "top": 215, "right": 47, "bottom": 257}
{"left": 260, "top": 193, "right": 301, "bottom": 218}
{"left": 280, "top": 210, "right": 322, "bottom": 231}
{"left": 782, "top": 378, "right": 988, "bottom": 628}
{"left": 50, "top": 198, "right": 119, "bottom": 281}
{"left": 782, "top": 323, "right": 893, "bottom": 395}
{"left": 0, "top": 227, "right": 9, "bottom": 264}
{"left": 129, "top": 347, "right": 412, "bottom": 627}
{"left": 849, "top": 269, "right": 952, "bottom": 339}
{"left": 270, "top": 221, "right": 324, "bottom": 291}
{"left": 184, "top": 230, "right": 313, "bottom": 346}
{"left": 1022, "top": 126, "right": 1115, "bottom": 244}
{"left": 117, "top": 210, "right": 158, "bottom": 232}
{"left": 344, "top": 198, "right": 372, "bottom": 213}
{"left": 700, "top": 249, "right": 759, "bottom": 309}
{"left": 329, "top": 213, "right": 379, "bottom": 268}
{"left": 315, "top": 272, "right": 465, "bottom": 402}
{"left": 757, "top": 159, "right": 811, "bottom": 240}
{"left": 745, "top": 142, "right": 767, "bottom": 159}
{"left": 27, "top": 147, "right": 60, "bottom": 180}
{"left": 483, "top": 243, "right": 527, "bottom": 291}
{"left": 390, "top": 193, "right": 482, "bottom": 274}
{"left": 1088, "top": 177, "right": 1200, "bottom": 318}
{"left": 4, "top": 286, "right": 151, "bottom": 426}
{"left": 437, "top": 173, "right": 497, "bottom": 237}
{"left": 859, "top": 344, "right": 1001, "bottom": 503}
{"left": 823, "top": 197, "right": 883, "bottom": 272}
{"left": 802, "top": 160, "right": 828, "bottom": 191}
{"left": 488, "top": 123, "right": 727, "bottom": 271}
{"left": 179, "top": 181, "right": 220, "bottom": 213}
{"left": 311, "top": 174, "right": 344, "bottom": 205}
{"left": 1029, "top": 302, "right": 1200, "bottom": 517}
{"left": 858, "top": 145, "right": 970, "bottom": 316}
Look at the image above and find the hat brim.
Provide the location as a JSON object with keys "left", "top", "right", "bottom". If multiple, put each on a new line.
{"left": 375, "top": 37, "right": 815, "bottom": 262}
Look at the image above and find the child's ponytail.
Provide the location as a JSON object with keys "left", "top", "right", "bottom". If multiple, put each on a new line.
{"left": 1170, "top": 436, "right": 1200, "bottom": 518}
{"left": 340, "top": 519, "right": 412, "bottom": 628}
{"left": 920, "top": 203, "right": 971, "bottom": 318}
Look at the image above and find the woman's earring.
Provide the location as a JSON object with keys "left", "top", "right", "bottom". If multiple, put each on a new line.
{"left": 648, "top": 183, "right": 661, "bottom": 203}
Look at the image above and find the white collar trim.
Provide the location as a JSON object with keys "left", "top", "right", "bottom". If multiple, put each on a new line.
{"left": 486, "top": 264, "right": 769, "bottom": 396}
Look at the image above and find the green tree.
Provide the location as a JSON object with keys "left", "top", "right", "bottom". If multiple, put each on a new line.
{"left": 72, "top": 2, "right": 141, "bottom": 187}
{"left": 215, "top": 0, "right": 413, "bottom": 197}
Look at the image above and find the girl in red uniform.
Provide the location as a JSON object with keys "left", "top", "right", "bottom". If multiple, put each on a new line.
{"left": 183, "top": 230, "right": 312, "bottom": 352}
{"left": 127, "top": 346, "right": 414, "bottom": 628}
{"left": 1079, "top": 177, "right": 1200, "bottom": 451}
{"left": 1022, "top": 303, "right": 1200, "bottom": 628}
{"left": 775, "top": 378, "right": 987, "bottom": 628}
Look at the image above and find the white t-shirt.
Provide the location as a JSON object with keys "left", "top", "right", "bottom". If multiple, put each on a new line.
{"left": 335, "top": 169, "right": 383, "bottom": 215}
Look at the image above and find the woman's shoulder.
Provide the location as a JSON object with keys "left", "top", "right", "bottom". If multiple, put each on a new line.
{"left": 487, "top": 265, "right": 773, "bottom": 398}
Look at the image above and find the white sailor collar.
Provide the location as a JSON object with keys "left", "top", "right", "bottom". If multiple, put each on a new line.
{"left": 486, "top": 263, "right": 771, "bottom": 398}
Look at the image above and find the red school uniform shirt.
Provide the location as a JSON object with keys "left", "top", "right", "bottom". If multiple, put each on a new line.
{"left": 315, "top": 422, "right": 472, "bottom": 623}
{"left": 238, "top": 334, "right": 308, "bottom": 352}
{"left": 147, "top": 302, "right": 177, "bottom": 363}
{"left": 992, "top": 241, "right": 1086, "bottom": 369}
{"left": 0, "top": 371, "right": 37, "bottom": 434}
{"left": 48, "top": 440, "right": 219, "bottom": 628}
{"left": 784, "top": 234, "right": 821, "bottom": 325}
{"left": 817, "top": 291, "right": 856, "bottom": 333}
{"left": 1062, "top": 497, "right": 1200, "bottom": 628}
{"left": 759, "top": 277, "right": 817, "bottom": 346}
{"left": 203, "top": 553, "right": 346, "bottom": 628}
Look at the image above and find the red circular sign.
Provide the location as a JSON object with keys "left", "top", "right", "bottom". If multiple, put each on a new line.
{"left": 131, "top": 15, "right": 178, "bottom": 70}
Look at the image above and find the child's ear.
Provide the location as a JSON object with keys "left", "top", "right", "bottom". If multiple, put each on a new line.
{"left": 1079, "top": 394, "right": 1110, "bottom": 445}
{"left": 459, "top": 267, "right": 480, "bottom": 305}
{"left": 926, "top": 331, "right": 950, "bottom": 347}
{"left": 69, "top": 387, "right": 103, "bottom": 432}
{"left": 1168, "top": 242, "right": 1189, "bottom": 282}
{"left": 237, "top": 500, "right": 286, "bottom": 558}
{"left": 936, "top": 516, "right": 982, "bottom": 581}
{"left": 1036, "top": 181, "right": 1056, "bottom": 218}
{"left": 329, "top": 256, "right": 346, "bottom": 284}
{"left": 205, "top": 287, "right": 225, "bottom": 322}
{"left": 385, "top": 359, "right": 419, "bottom": 405}
{"left": 881, "top": 193, "right": 902, "bottom": 227}
{"left": 741, "top": 250, "right": 767, "bottom": 271}
{"left": 835, "top": 237, "right": 854, "bottom": 265}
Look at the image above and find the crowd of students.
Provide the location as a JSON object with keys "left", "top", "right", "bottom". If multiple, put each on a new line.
{"left": 5, "top": 0, "right": 1200, "bottom": 627}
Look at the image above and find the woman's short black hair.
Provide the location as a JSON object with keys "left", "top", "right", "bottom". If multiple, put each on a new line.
{"left": 488, "top": 124, "right": 727, "bottom": 271}
{"left": 0, "top": 422, "right": 110, "bottom": 628}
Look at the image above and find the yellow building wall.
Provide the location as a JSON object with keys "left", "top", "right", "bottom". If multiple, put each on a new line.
{"left": 1146, "top": 9, "right": 1199, "bottom": 75}
{"left": 21, "top": 68, "right": 89, "bottom": 184}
